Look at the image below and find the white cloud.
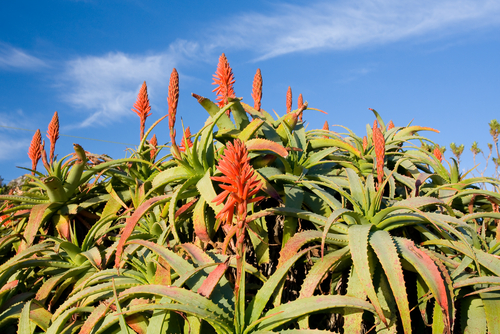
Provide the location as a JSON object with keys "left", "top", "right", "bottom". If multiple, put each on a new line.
{"left": 208, "top": 0, "right": 500, "bottom": 60}
{"left": 60, "top": 40, "right": 199, "bottom": 128}
{"left": 0, "top": 44, "right": 47, "bottom": 70}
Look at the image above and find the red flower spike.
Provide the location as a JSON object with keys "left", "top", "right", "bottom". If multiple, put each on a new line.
{"left": 387, "top": 120, "right": 395, "bottom": 131}
{"left": 297, "top": 94, "right": 304, "bottom": 121}
{"left": 433, "top": 145, "right": 443, "bottom": 162}
{"left": 323, "top": 121, "right": 329, "bottom": 138}
{"left": 167, "top": 68, "right": 180, "bottom": 158}
{"left": 212, "top": 53, "right": 236, "bottom": 114}
{"left": 28, "top": 129, "right": 42, "bottom": 175}
{"left": 179, "top": 127, "right": 193, "bottom": 152}
{"left": 252, "top": 69, "right": 262, "bottom": 112}
{"left": 47, "top": 111, "right": 59, "bottom": 163}
{"left": 132, "top": 81, "right": 152, "bottom": 140}
{"left": 372, "top": 122, "right": 385, "bottom": 186}
{"left": 150, "top": 134, "right": 158, "bottom": 160}
{"left": 211, "top": 139, "right": 264, "bottom": 225}
{"left": 286, "top": 86, "right": 292, "bottom": 113}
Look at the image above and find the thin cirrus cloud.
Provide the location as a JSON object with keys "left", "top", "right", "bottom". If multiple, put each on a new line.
{"left": 0, "top": 44, "right": 47, "bottom": 70}
{"left": 209, "top": 0, "right": 500, "bottom": 60}
{"left": 61, "top": 41, "right": 199, "bottom": 128}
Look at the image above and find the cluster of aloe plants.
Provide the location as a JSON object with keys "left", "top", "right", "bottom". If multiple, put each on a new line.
{"left": 2, "top": 53, "right": 500, "bottom": 334}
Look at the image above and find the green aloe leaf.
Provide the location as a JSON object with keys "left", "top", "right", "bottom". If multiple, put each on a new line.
{"left": 369, "top": 230, "right": 411, "bottom": 334}
{"left": 349, "top": 225, "right": 388, "bottom": 326}
{"left": 248, "top": 295, "right": 376, "bottom": 333}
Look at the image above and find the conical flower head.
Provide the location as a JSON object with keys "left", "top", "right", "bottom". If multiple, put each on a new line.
{"left": 211, "top": 139, "right": 264, "bottom": 225}
{"left": 322, "top": 120, "right": 329, "bottom": 138}
{"left": 252, "top": 68, "right": 262, "bottom": 111}
{"left": 179, "top": 127, "right": 193, "bottom": 152}
{"left": 286, "top": 86, "right": 292, "bottom": 113}
{"left": 372, "top": 121, "right": 385, "bottom": 186}
{"left": 28, "top": 129, "right": 42, "bottom": 175}
{"left": 167, "top": 68, "right": 180, "bottom": 158}
{"left": 297, "top": 94, "right": 304, "bottom": 121}
{"left": 433, "top": 145, "right": 443, "bottom": 162}
{"left": 212, "top": 53, "right": 235, "bottom": 113}
{"left": 363, "top": 136, "right": 368, "bottom": 151}
{"left": 387, "top": 120, "right": 395, "bottom": 131}
{"left": 47, "top": 111, "right": 59, "bottom": 163}
{"left": 150, "top": 134, "right": 158, "bottom": 160}
{"left": 132, "top": 81, "right": 152, "bottom": 140}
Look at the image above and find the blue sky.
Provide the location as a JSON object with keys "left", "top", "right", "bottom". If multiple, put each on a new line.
{"left": 1, "top": 0, "right": 499, "bottom": 183}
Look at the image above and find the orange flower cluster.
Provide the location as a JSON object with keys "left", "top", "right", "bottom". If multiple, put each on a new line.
{"left": 132, "top": 81, "right": 152, "bottom": 140}
{"left": 252, "top": 68, "right": 262, "bottom": 111}
{"left": 212, "top": 53, "right": 235, "bottom": 112}
{"left": 286, "top": 86, "right": 292, "bottom": 113}
{"left": 168, "top": 68, "right": 180, "bottom": 158}
{"left": 372, "top": 120, "right": 385, "bottom": 186}
{"left": 211, "top": 139, "right": 264, "bottom": 226}
{"left": 149, "top": 134, "right": 158, "bottom": 160}
{"left": 387, "top": 120, "right": 395, "bottom": 131}
{"left": 47, "top": 111, "right": 59, "bottom": 163}
{"left": 179, "top": 127, "right": 193, "bottom": 152}
{"left": 28, "top": 129, "right": 42, "bottom": 175}
{"left": 297, "top": 94, "right": 304, "bottom": 121}
{"left": 433, "top": 145, "right": 443, "bottom": 162}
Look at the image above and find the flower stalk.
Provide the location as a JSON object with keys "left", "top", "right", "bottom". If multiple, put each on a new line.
{"left": 28, "top": 129, "right": 42, "bottom": 175}
{"left": 47, "top": 111, "right": 59, "bottom": 163}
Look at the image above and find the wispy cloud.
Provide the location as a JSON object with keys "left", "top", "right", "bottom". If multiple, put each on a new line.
{"left": 208, "top": 0, "right": 500, "bottom": 60}
{"left": 60, "top": 40, "right": 199, "bottom": 128}
{"left": 0, "top": 43, "right": 47, "bottom": 70}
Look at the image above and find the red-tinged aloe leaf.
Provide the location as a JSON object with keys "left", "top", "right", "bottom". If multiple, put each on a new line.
{"left": 125, "top": 299, "right": 150, "bottom": 334}
{"left": 460, "top": 296, "right": 487, "bottom": 333}
{"left": 246, "top": 138, "right": 288, "bottom": 157}
{"left": 48, "top": 306, "right": 94, "bottom": 334}
{"left": 174, "top": 197, "right": 198, "bottom": 220}
{"left": 278, "top": 230, "right": 322, "bottom": 268}
{"left": 197, "top": 261, "right": 229, "bottom": 298}
{"left": 395, "top": 237, "right": 452, "bottom": 334}
{"left": 343, "top": 266, "right": 366, "bottom": 333}
{"left": 18, "top": 203, "right": 52, "bottom": 253}
{"left": 153, "top": 256, "right": 171, "bottom": 286}
{"left": 79, "top": 303, "right": 108, "bottom": 334}
{"left": 249, "top": 295, "right": 376, "bottom": 332}
{"left": 369, "top": 230, "right": 411, "bottom": 334}
{"left": 348, "top": 225, "right": 388, "bottom": 326}
{"left": 28, "top": 300, "right": 52, "bottom": 332}
{"left": 193, "top": 197, "right": 211, "bottom": 243}
{"left": 181, "top": 243, "right": 213, "bottom": 264}
{"left": 252, "top": 331, "right": 336, "bottom": 334}
{"left": 246, "top": 247, "right": 315, "bottom": 326}
{"left": 0, "top": 280, "right": 18, "bottom": 294}
{"left": 115, "top": 195, "right": 169, "bottom": 269}
{"left": 36, "top": 267, "right": 88, "bottom": 302}
{"left": 479, "top": 291, "right": 500, "bottom": 334}
{"left": 300, "top": 247, "right": 349, "bottom": 298}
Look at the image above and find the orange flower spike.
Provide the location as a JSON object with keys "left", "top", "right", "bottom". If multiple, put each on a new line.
{"left": 47, "top": 111, "right": 59, "bottom": 163}
{"left": 212, "top": 53, "right": 236, "bottom": 114}
{"left": 150, "top": 134, "right": 158, "bottom": 160}
{"left": 252, "top": 68, "right": 262, "bottom": 112}
{"left": 387, "top": 120, "right": 395, "bottom": 131}
{"left": 286, "top": 86, "right": 292, "bottom": 113}
{"left": 297, "top": 94, "right": 304, "bottom": 121}
{"left": 28, "top": 129, "right": 42, "bottom": 175}
{"left": 211, "top": 139, "right": 264, "bottom": 225}
{"left": 433, "top": 145, "right": 443, "bottom": 162}
{"left": 322, "top": 120, "right": 329, "bottom": 138}
{"left": 179, "top": 127, "right": 193, "bottom": 152}
{"left": 363, "top": 136, "right": 368, "bottom": 151}
{"left": 132, "top": 81, "right": 152, "bottom": 140}
{"left": 372, "top": 121, "right": 385, "bottom": 186}
{"left": 167, "top": 68, "right": 180, "bottom": 158}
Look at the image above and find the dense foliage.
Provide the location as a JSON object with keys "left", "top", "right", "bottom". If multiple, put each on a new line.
{"left": 1, "top": 53, "right": 500, "bottom": 334}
